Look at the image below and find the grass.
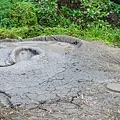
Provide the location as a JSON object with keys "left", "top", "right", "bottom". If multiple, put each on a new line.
{"left": 0, "top": 24, "right": 120, "bottom": 47}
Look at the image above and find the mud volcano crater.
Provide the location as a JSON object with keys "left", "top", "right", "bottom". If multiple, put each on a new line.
{"left": 0, "top": 35, "right": 81, "bottom": 67}
{"left": 11, "top": 46, "right": 45, "bottom": 63}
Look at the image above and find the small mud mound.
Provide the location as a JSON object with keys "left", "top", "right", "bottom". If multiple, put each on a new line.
{"left": 0, "top": 46, "right": 45, "bottom": 67}
{"left": 10, "top": 46, "right": 45, "bottom": 63}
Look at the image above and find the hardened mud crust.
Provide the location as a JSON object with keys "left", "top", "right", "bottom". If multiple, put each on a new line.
{"left": 0, "top": 35, "right": 120, "bottom": 120}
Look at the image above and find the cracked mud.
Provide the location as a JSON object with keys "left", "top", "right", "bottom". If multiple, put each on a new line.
{"left": 0, "top": 35, "right": 120, "bottom": 120}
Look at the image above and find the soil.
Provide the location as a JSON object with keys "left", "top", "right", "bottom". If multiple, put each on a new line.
{"left": 0, "top": 35, "right": 120, "bottom": 120}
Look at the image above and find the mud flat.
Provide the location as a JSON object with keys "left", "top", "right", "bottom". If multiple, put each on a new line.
{"left": 0, "top": 35, "right": 120, "bottom": 120}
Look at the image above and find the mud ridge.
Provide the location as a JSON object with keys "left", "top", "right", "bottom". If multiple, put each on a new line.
{"left": 0, "top": 35, "right": 83, "bottom": 48}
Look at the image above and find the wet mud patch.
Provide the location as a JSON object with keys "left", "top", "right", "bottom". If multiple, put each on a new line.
{"left": 0, "top": 35, "right": 120, "bottom": 119}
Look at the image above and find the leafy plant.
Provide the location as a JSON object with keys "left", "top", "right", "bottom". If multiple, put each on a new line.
{"left": 11, "top": 1, "right": 38, "bottom": 27}
{"left": 0, "top": 0, "right": 38, "bottom": 28}
{"left": 35, "top": 0, "right": 59, "bottom": 27}
{"left": 60, "top": 0, "right": 115, "bottom": 28}
{"left": 0, "top": 0, "right": 14, "bottom": 28}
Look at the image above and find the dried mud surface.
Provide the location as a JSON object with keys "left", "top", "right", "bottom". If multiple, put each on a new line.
{"left": 0, "top": 36, "right": 120, "bottom": 120}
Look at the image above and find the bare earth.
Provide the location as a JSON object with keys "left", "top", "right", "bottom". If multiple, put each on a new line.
{"left": 0, "top": 36, "right": 120, "bottom": 120}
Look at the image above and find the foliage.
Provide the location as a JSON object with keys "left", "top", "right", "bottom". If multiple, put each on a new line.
{"left": 0, "top": 0, "right": 119, "bottom": 28}
{"left": 35, "top": 0, "right": 71, "bottom": 27}
{"left": 0, "top": 0, "right": 14, "bottom": 28}
{"left": 60, "top": 0, "right": 119, "bottom": 28}
{"left": 11, "top": 1, "right": 38, "bottom": 27}
{"left": 29, "top": 0, "right": 120, "bottom": 28}
{"left": 0, "top": 0, "right": 120, "bottom": 47}
{"left": 0, "top": 0, "right": 37, "bottom": 28}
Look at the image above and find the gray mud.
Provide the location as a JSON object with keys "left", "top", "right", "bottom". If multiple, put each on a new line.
{"left": 0, "top": 35, "right": 120, "bottom": 120}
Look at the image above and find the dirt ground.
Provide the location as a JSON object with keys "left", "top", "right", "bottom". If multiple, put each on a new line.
{"left": 0, "top": 36, "right": 120, "bottom": 120}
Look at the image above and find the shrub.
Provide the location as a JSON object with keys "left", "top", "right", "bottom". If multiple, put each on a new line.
{"left": 59, "top": 0, "right": 113, "bottom": 28}
{"left": 0, "top": 0, "right": 14, "bottom": 28}
{"left": 11, "top": 1, "right": 38, "bottom": 27}
{"left": 0, "top": 0, "right": 38, "bottom": 28}
{"left": 36, "top": 0, "right": 59, "bottom": 27}
{"left": 0, "top": 0, "right": 119, "bottom": 28}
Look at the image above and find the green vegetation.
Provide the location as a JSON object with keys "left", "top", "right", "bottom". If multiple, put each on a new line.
{"left": 0, "top": 0, "right": 120, "bottom": 47}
